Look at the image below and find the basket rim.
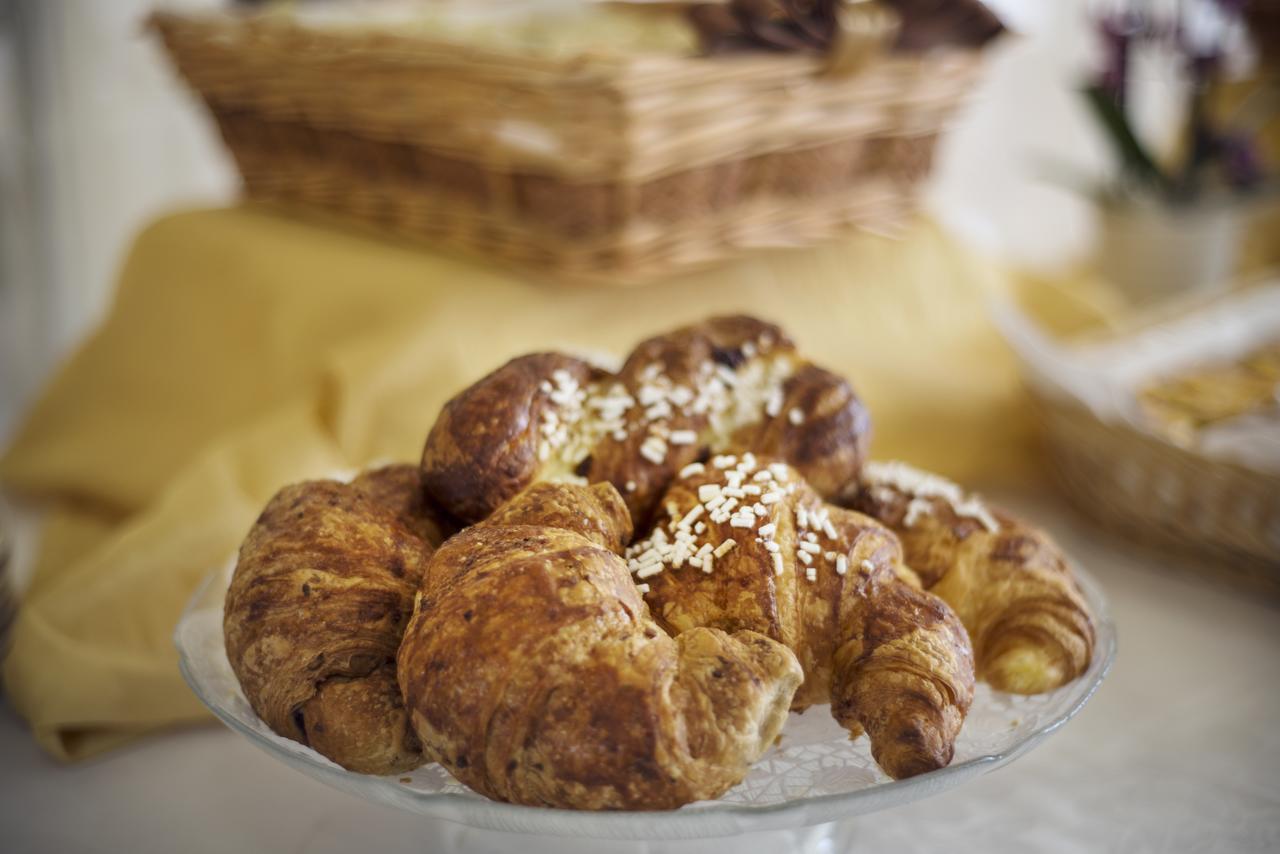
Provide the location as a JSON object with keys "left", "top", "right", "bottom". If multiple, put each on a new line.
{"left": 147, "top": 9, "right": 985, "bottom": 89}
{"left": 1029, "top": 388, "right": 1280, "bottom": 485}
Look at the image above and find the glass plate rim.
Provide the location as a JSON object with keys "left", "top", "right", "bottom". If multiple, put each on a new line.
{"left": 175, "top": 559, "right": 1117, "bottom": 839}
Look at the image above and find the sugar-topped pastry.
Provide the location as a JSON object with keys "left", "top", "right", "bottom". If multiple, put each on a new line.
{"left": 632, "top": 453, "right": 976, "bottom": 780}
{"left": 421, "top": 316, "right": 869, "bottom": 526}
{"left": 848, "top": 461, "right": 1095, "bottom": 694}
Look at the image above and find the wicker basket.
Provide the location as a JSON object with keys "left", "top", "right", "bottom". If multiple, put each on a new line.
{"left": 150, "top": 9, "right": 985, "bottom": 281}
{"left": 1032, "top": 392, "right": 1280, "bottom": 592}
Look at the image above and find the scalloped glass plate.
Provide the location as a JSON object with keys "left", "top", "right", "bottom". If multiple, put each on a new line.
{"left": 175, "top": 560, "right": 1115, "bottom": 841}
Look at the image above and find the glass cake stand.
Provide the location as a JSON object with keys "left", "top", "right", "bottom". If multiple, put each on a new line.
{"left": 176, "top": 560, "right": 1115, "bottom": 852}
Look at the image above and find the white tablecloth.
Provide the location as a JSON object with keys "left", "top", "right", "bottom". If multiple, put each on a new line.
{"left": 1, "top": 490, "right": 1277, "bottom": 854}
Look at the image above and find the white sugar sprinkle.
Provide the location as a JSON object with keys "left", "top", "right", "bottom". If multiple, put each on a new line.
{"left": 862, "top": 461, "right": 1000, "bottom": 533}
{"left": 639, "top": 441, "right": 666, "bottom": 464}
{"left": 765, "top": 388, "right": 783, "bottom": 418}
{"left": 836, "top": 555, "right": 848, "bottom": 576}
{"left": 636, "top": 563, "right": 664, "bottom": 579}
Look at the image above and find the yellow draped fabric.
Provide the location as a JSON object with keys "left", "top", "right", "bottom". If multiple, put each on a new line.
{"left": 2, "top": 206, "right": 1054, "bottom": 760}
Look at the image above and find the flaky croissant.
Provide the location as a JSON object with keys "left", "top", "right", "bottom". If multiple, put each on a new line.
{"left": 631, "top": 453, "right": 975, "bottom": 780}
{"left": 421, "top": 315, "right": 869, "bottom": 528}
{"left": 396, "top": 481, "right": 804, "bottom": 810}
{"left": 350, "top": 462, "right": 457, "bottom": 548}
{"left": 846, "top": 461, "right": 1095, "bottom": 694}
{"left": 224, "top": 466, "right": 438, "bottom": 775}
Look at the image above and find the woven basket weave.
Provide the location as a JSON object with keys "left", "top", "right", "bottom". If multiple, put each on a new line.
{"left": 1032, "top": 392, "right": 1280, "bottom": 592}
{"left": 151, "top": 10, "right": 984, "bottom": 281}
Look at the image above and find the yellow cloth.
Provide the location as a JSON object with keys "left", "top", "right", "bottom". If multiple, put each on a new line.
{"left": 1, "top": 206, "right": 1039, "bottom": 760}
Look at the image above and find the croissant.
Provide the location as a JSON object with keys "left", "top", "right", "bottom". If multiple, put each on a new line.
{"left": 631, "top": 453, "right": 975, "bottom": 780}
{"left": 396, "top": 481, "right": 804, "bottom": 810}
{"left": 845, "top": 461, "right": 1095, "bottom": 694}
{"left": 224, "top": 466, "right": 437, "bottom": 775}
{"left": 351, "top": 462, "right": 457, "bottom": 548}
{"left": 421, "top": 315, "right": 869, "bottom": 528}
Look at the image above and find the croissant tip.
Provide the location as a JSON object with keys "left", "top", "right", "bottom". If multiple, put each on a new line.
{"left": 983, "top": 647, "right": 1067, "bottom": 695}
{"left": 873, "top": 718, "right": 956, "bottom": 780}
{"left": 881, "top": 749, "right": 950, "bottom": 781}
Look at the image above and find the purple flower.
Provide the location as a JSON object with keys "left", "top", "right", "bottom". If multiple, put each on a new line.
{"left": 1096, "top": 11, "right": 1143, "bottom": 105}
{"left": 1211, "top": 0, "right": 1248, "bottom": 16}
{"left": 1187, "top": 49, "right": 1222, "bottom": 86}
{"left": 1220, "top": 134, "right": 1265, "bottom": 190}
{"left": 1181, "top": 0, "right": 1243, "bottom": 67}
{"left": 1082, "top": 0, "right": 1266, "bottom": 198}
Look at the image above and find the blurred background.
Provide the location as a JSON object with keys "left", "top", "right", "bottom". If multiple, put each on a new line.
{"left": 0, "top": 0, "right": 236, "bottom": 439}
{"left": 0, "top": 0, "right": 1195, "bottom": 442}
{"left": 0, "top": 1, "right": 1276, "bottom": 851}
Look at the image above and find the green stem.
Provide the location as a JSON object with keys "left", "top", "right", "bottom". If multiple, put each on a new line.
{"left": 1081, "top": 84, "right": 1172, "bottom": 197}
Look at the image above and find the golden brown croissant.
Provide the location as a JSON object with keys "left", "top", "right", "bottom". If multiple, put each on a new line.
{"left": 396, "top": 481, "right": 804, "bottom": 810}
{"left": 846, "top": 461, "right": 1095, "bottom": 694}
{"left": 421, "top": 316, "right": 868, "bottom": 528}
{"left": 351, "top": 463, "right": 457, "bottom": 548}
{"left": 224, "top": 468, "right": 436, "bottom": 775}
{"left": 630, "top": 453, "right": 975, "bottom": 780}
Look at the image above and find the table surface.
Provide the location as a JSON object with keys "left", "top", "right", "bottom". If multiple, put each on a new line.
{"left": 1, "top": 490, "right": 1278, "bottom": 854}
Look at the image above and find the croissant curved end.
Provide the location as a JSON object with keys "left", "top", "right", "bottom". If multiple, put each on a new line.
{"left": 983, "top": 644, "right": 1069, "bottom": 695}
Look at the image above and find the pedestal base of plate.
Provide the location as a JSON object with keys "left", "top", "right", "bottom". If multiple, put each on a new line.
{"left": 426, "top": 820, "right": 856, "bottom": 854}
